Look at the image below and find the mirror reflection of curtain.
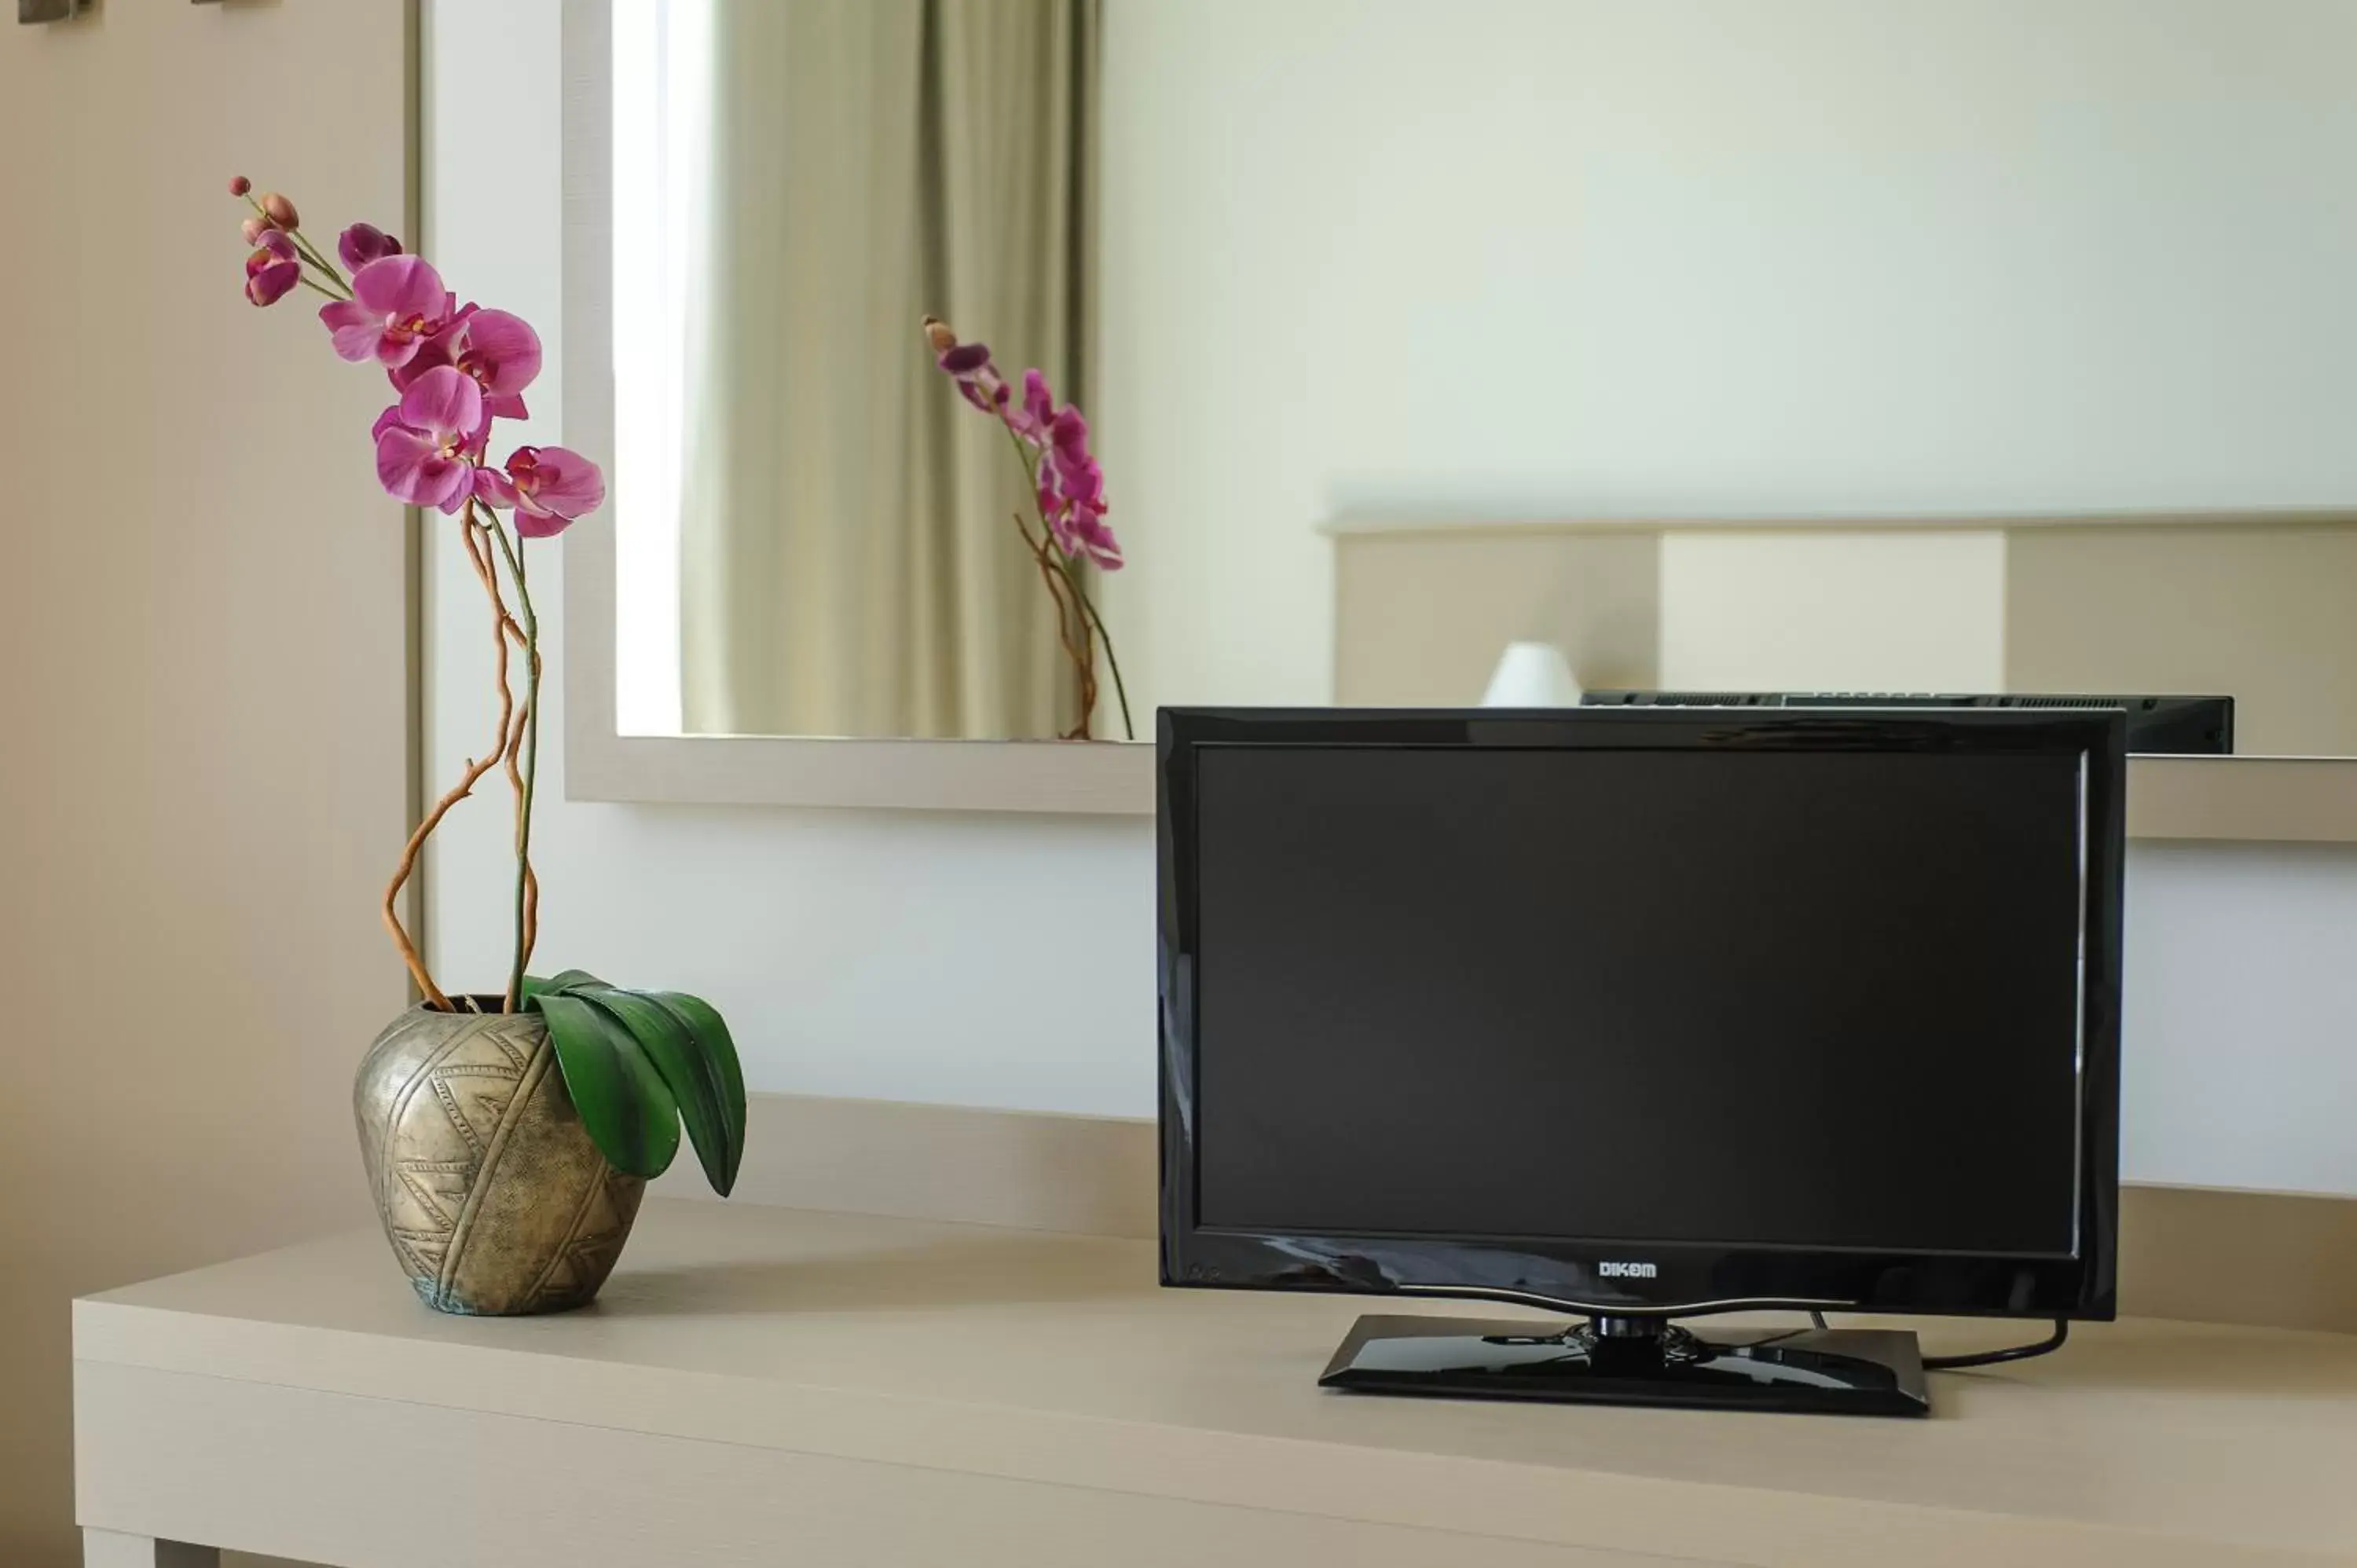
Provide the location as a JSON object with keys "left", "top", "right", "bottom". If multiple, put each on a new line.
{"left": 679, "top": 0, "right": 1098, "bottom": 738}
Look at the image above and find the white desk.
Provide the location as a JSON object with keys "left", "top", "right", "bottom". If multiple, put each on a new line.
{"left": 75, "top": 1198, "right": 2357, "bottom": 1567}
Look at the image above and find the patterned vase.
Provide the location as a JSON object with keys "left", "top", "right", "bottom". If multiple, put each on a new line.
{"left": 354, "top": 1002, "right": 645, "bottom": 1315}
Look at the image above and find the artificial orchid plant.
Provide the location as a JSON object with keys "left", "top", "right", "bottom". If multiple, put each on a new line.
{"left": 924, "top": 317, "right": 1131, "bottom": 740}
{"left": 231, "top": 179, "right": 743, "bottom": 1196}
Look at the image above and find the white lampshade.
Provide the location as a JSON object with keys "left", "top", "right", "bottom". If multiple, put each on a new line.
{"left": 1480, "top": 641, "right": 1584, "bottom": 708}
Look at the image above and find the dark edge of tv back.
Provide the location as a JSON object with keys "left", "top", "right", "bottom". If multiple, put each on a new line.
{"left": 1581, "top": 690, "right": 2231, "bottom": 756}
{"left": 1154, "top": 706, "right": 2124, "bottom": 1335}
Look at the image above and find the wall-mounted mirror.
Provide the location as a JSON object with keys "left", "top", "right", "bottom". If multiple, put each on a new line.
{"left": 566, "top": 0, "right": 2357, "bottom": 815}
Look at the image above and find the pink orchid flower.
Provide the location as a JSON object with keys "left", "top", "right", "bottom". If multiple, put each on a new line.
{"left": 243, "top": 230, "right": 301, "bottom": 308}
{"left": 1038, "top": 406, "right": 1122, "bottom": 570}
{"left": 320, "top": 255, "right": 456, "bottom": 369}
{"left": 920, "top": 312, "right": 1130, "bottom": 735}
{"left": 1063, "top": 511, "right": 1122, "bottom": 570}
{"left": 1007, "top": 368, "right": 1058, "bottom": 444}
{"left": 394, "top": 306, "right": 542, "bottom": 420}
{"left": 925, "top": 336, "right": 1125, "bottom": 572}
{"left": 475, "top": 445, "right": 605, "bottom": 537}
{"left": 336, "top": 222, "right": 404, "bottom": 273}
{"left": 372, "top": 367, "right": 486, "bottom": 514}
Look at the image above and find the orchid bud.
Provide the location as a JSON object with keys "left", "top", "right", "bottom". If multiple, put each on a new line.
{"left": 939, "top": 343, "right": 992, "bottom": 376}
{"left": 337, "top": 222, "right": 404, "bottom": 272}
{"left": 228, "top": 175, "right": 252, "bottom": 198}
{"left": 261, "top": 192, "right": 299, "bottom": 229}
{"left": 240, "top": 216, "right": 268, "bottom": 247}
{"left": 922, "top": 316, "right": 959, "bottom": 356}
{"left": 244, "top": 231, "right": 301, "bottom": 308}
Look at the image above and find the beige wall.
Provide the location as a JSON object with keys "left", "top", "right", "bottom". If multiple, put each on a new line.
{"left": 1333, "top": 518, "right": 2357, "bottom": 754}
{"left": 1332, "top": 529, "right": 1659, "bottom": 705}
{"left": 0, "top": 5, "right": 411, "bottom": 1564}
{"left": 2008, "top": 523, "right": 2357, "bottom": 756}
{"left": 1659, "top": 531, "right": 2007, "bottom": 694}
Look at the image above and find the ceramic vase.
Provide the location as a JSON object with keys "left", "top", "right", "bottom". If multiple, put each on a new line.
{"left": 354, "top": 1002, "right": 643, "bottom": 1314}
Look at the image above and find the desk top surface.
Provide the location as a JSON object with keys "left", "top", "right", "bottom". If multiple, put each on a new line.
{"left": 77, "top": 1199, "right": 2357, "bottom": 1566}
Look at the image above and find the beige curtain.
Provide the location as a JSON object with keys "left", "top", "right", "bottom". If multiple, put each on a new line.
{"left": 679, "top": 0, "right": 1098, "bottom": 739}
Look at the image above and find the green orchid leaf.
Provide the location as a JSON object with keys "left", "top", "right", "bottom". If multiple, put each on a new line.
{"left": 531, "top": 991, "right": 681, "bottom": 1179}
{"left": 576, "top": 985, "right": 744, "bottom": 1197}
{"left": 646, "top": 991, "right": 747, "bottom": 1195}
{"left": 523, "top": 969, "right": 607, "bottom": 1001}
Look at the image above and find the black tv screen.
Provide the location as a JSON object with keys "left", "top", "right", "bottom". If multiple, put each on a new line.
{"left": 1195, "top": 746, "right": 2083, "bottom": 1255}
{"left": 1160, "top": 708, "right": 2124, "bottom": 1324}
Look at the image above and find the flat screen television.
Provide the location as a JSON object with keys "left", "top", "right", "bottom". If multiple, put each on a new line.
{"left": 1157, "top": 707, "right": 2124, "bottom": 1417}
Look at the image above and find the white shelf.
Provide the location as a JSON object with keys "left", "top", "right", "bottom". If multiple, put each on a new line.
{"left": 75, "top": 1199, "right": 2357, "bottom": 1567}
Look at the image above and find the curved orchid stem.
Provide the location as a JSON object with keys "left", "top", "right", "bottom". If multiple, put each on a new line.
{"left": 499, "top": 654, "right": 540, "bottom": 996}
{"left": 280, "top": 225, "right": 339, "bottom": 286}
{"left": 484, "top": 518, "right": 541, "bottom": 1013}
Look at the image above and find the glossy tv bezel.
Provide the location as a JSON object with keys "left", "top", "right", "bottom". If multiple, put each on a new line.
{"left": 1157, "top": 706, "right": 2124, "bottom": 1324}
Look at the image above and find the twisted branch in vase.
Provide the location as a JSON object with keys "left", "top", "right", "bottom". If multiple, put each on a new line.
{"left": 376, "top": 503, "right": 545, "bottom": 1013}
{"left": 381, "top": 503, "right": 522, "bottom": 1010}
{"left": 1049, "top": 548, "right": 1131, "bottom": 741}
{"left": 1010, "top": 511, "right": 1101, "bottom": 738}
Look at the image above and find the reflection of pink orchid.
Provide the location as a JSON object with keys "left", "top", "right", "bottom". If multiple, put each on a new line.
{"left": 337, "top": 222, "right": 404, "bottom": 273}
{"left": 922, "top": 314, "right": 1131, "bottom": 738}
{"left": 937, "top": 341, "right": 1010, "bottom": 416}
{"left": 1039, "top": 407, "right": 1120, "bottom": 569}
{"left": 373, "top": 368, "right": 486, "bottom": 514}
{"left": 244, "top": 231, "right": 301, "bottom": 307}
{"left": 923, "top": 335, "right": 1123, "bottom": 573}
{"left": 475, "top": 445, "right": 605, "bottom": 538}
{"left": 319, "top": 255, "right": 456, "bottom": 368}
{"left": 1009, "top": 368, "right": 1056, "bottom": 442}
{"left": 396, "top": 306, "right": 541, "bottom": 419}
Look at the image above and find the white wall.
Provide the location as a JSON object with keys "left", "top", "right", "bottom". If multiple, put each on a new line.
{"left": 431, "top": 0, "right": 2357, "bottom": 1194}
{"left": 1099, "top": 0, "right": 2357, "bottom": 712}
{"left": 2124, "top": 844, "right": 2357, "bottom": 1194}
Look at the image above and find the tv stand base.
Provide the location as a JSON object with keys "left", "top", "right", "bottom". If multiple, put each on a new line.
{"left": 1319, "top": 1313, "right": 1930, "bottom": 1416}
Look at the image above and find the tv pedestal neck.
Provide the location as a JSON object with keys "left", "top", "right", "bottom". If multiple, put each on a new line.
{"left": 1318, "top": 1311, "right": 1931, "bottom": 1416}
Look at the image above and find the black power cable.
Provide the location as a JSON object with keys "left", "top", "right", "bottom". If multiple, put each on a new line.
{"left": 1921, "top": 1318, "right": 2069, "bottom": 1372}
{"left": 1802, "top": 1311, "right": 2071, "bottom": 1372}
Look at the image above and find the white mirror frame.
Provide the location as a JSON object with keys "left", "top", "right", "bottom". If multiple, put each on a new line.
{"left": 558, "top": 0, "right": 2357, "bottom": 838}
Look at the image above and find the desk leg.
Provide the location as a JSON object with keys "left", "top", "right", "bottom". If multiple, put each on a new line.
{"left": 83, "top": 1530, "right": 219, "bottom": 1568}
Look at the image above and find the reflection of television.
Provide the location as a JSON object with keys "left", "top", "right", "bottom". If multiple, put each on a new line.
{"left": 1582, "top": 689, "right": 2232, "bottom": 755}
{"left": 1158, "top": 707, "right": 2124, "bottom": 1418}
